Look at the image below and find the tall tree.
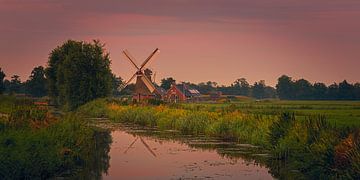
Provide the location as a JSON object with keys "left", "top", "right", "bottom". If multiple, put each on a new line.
{"left": 46, "top": 40, "right": 113, "bottom": 110}
{"left": 276, "top": 75, "right": 294, "bottom": 100}
{"left": 25, "top": 66, "right": 47, "bottom": 97}
{"left": 112, "top": 75, "right": 123, "bottom": 97}
{"left": 313, "top": 82, "right": 327, "bottom": 100}
{"left": 293, "top": 79, "right": 313, "bottom": 100}
{"left": 338, "top": 80, "right": 354, "bottom": 100}
{"left": 354, "top": 83, "right": 360, "bottom": 100}
{"left": 160, "top": 77, "right": 176, "bottom": 90}
{"left": 233, "top": 78, "right": 250, "bottom": 96}
{"left": 264, "top": 86, "right": 277, "bottom": 98}
{"left": 0, "top": 68, "right": 5, "bottom": 94}
{"left": 327, "top": 83, "right": 339, "bottom": 100}
{"left": 9, "top": 75, "right": 23, "bottom": 94}
{"left": 252, "top": 80, "right": 266, "bottom": 99}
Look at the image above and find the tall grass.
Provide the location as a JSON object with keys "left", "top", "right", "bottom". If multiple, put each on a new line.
{"left": 0, "top": 97, "right": 111, "bottom": 179}
{"left": 80, "top": 100, "right": 278, "bottom": 146}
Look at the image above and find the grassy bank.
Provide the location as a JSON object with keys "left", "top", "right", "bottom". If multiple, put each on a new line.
{"left": 180, "top": 100, "right": 360, "bottom": 126}
{"left": 0, "top": 96, "right": 111, "bottom": 179}
{"left": 78, "top": 99, "right": 276, "bottom": 145}
{"left": 78, "top": 98, "right": 360, "bottom": 178}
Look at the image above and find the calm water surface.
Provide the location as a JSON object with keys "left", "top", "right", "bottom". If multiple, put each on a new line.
{"left": 102, "top": 126, "right": 273, "bottom": 179}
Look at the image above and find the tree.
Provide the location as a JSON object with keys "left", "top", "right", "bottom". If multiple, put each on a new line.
{"left": 112, "top": 75, "right": 123, "bottom": 97}
{"left": 233, "top": 78, "right": 250, "bottom": 96}
{"left": 293, "top": 79, "right": 313, "bottom": 100}
{"left": 313, "top": 82, "right": 327, "bottom": 100}
{"left": 276, "top": 75, "right": 294, "bottom": 100}
{"left": 354, "top": 83, "right": 360, "bottom": 100}
{"left": 252, "top": 80, "right": 266, "bottom": 99}
{"left": 0, "top": 68, "right": 5, "bottom": 94}
{"left": 46, "top": 40, "right": 113, "bottom": 110}
{"left": 338, "top": 80, "right": 354, "bottom": 100}
{"left": 264, "top": 86, "right": 276, "bottom": 98}
{"left": 327, "top": 83, "right": 339, "bottom": 100}
{"left": 160, "top": 77, "right": 176, "bottom": 90}
{"left": 197, "top": 81, "right": 217, "bottom": 94}
{"left": 9, "top": 75, "right": 23, "bottom": 94}
{"left": 25, "top": 66, "right": 47, "bottom": 97}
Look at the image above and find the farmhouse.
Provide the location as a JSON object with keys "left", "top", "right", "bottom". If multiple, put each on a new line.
{"left": 164, "top": 83, "right": 201, "bottom": 102}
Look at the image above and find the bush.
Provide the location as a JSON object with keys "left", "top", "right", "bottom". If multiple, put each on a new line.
{"left": 0, "top": 114, "right": 112, "bottom": 179}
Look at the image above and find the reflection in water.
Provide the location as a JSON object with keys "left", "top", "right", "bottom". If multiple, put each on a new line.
{"left": 102, "top": 125, "right": 273, "bottom": 179}
{"left": 75, "top": 130, "right": 112, "bottom": 179}
{"left": 80, "top": 123, "right": 360, "bottom": 179}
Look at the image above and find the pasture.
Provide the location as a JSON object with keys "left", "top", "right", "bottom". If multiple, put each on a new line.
{"left": 180, "top": 100, "right": 360, "bottom": 127}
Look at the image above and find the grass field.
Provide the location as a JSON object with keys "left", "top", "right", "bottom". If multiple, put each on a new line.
{"left": 179, "top": 100, "right": 360, "bottom": 127}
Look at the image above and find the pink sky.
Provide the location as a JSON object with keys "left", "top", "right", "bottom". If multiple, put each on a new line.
{"left": 0, "top": 0, "right": 360, "bottom": 86}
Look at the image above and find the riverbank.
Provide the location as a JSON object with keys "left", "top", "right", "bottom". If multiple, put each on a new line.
{"left": 0, "top": 96, "right": 111, "bottom": 179}
{"left": 78, "top": 98, "right": 360, "bottom": 178}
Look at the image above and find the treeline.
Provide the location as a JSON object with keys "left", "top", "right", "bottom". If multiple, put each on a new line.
{"left": 0, "top": 66, "right": 47, "bottom": 97}
{"left": 159, "top": 78, "right": 276, "bottom": 99}
{"left": 159, "top": 76, "right": 360, "bottom": 100}
{"left": 276, "top": 75, "right": 360, "bottom": 100}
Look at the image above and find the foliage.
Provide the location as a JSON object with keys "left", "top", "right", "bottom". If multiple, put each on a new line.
{"left": 276, "top": 75, "right": 360, "bottom": 100}
{"left": 25, "top": 66, "right": 47, "bottom": 97}
{"left": 46, "top": 40, "right": 113, "bottom": 110}
{"left": 276, "top": 75, "right": 294, "bottom": 100}
{"left": 0, "top": 97, "right": 111, "bottom": 179}
{"left": 111, "top": 74, "right": 123, "bottom": 97}
{"left": 252, "top": 80, "right": 266, "bottom": 99}
{"left": 0, "top": 68, "right": 5, "bottom": 94}
{"left": 218, "top": 78, "right": 275, "bottom": 99}
{"left": 233, "top": 78, "right": 250, "bottom": 96}
{"left": 8, "top": 75, "right": 24, "bottom": 94}
{"left": 160, "top": 77, "right": 176, "bottom": 90}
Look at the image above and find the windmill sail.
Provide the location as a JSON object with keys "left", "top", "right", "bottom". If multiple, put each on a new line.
{"left": 140, "top": 75, "right": 156, "bottom": 93}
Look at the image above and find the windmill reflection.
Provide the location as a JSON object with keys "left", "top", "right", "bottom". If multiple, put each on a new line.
{"left": 124, "top": 136, "right": 157, "bottom": 157}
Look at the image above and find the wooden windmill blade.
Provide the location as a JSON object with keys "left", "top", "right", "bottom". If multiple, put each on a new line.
{"left": 123, "top": 50, "right": 140, "bottom": 70}
{"left": 119, "top": 73, "right": 137, "bottom": 91}
{"left": 140, "top": 75, "right": 156, "bottom": 93}
{"left": 139, "top": 48, "right": 160, "bottom": 70}
{"left": 123, "top": 137, "right": 139, "bottom": 154}
{"left": 153, "top": 71, "right": 156, "bottom": 83}
{"left": 140, "top": 137, "right": 157, "bottom": 157}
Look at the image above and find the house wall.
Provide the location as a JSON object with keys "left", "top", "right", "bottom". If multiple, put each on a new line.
{"left": 164, "top": 86, "right": 186, "bottom": 102}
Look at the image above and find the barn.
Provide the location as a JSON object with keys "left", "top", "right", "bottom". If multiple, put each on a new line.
{"left": 164, "top": 83, "right": 201, "bottom": 102}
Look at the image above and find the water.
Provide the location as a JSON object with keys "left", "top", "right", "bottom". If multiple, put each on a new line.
{"left": 101, "top": 125, "right": 273, "bottom": 179}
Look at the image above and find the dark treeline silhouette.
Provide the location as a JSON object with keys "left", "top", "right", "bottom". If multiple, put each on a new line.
{"left": 160, "top": 75, "right": 359, "bottom": 100}
{"left": 276, "top": 75, "right": 360, "bottom": 100}
{"left": 161, "top": 78, "right": 276, "bottom": 99}
{"left": 1, "top": 66, "right": 359, "bottom": 101}
{"left": 0, "top": 66, "right": 47, "bottom": 97}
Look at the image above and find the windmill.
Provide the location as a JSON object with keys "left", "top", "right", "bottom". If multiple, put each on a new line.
{"left": 119, "top": 48, "right": 161, "bottom": 101}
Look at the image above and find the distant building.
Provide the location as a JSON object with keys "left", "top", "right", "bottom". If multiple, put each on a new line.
{"left": 164, "top": 83, "right": 201, "bottom": 102}
{"left": 209, "top": 91, "right": 222, "bottom": 101}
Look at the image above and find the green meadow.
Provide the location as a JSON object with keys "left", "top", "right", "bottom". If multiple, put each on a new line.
{"left": 180, "top": 100, "right": 360, "bottom": 127}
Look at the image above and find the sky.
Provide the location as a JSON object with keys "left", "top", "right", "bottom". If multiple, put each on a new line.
{"left": 0, "top": 0, "right": 360, "bottom": 86}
